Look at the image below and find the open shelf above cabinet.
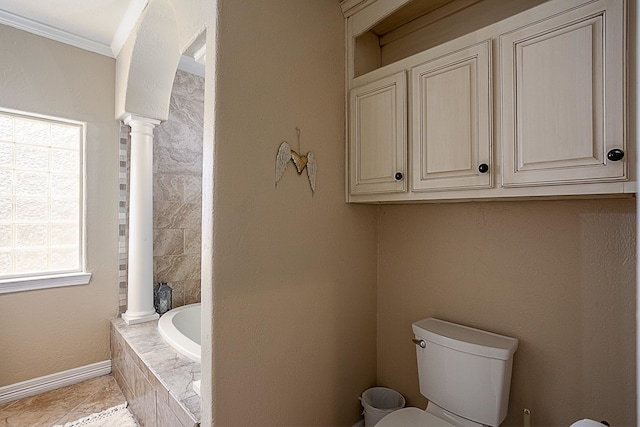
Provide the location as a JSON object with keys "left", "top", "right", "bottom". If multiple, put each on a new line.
{"left": 349, "top": 0, "right": 548, "bottom": 78}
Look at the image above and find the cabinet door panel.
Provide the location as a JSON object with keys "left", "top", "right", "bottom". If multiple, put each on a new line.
{"left": 424, "top": 65, "right": 472, "bottom": 174}
{"left": 411, "top": 40, "right": 492, "bottom": 191}
{"left": 349, "top": 72, "right": 407, "bottom": 195}
{"left": 500, "top": 0, "right": 626, "bottom": 187}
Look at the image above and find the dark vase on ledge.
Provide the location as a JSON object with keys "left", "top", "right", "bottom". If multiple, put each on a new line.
{"left": 154, "top": 281, "right": 172, "bottom": 315}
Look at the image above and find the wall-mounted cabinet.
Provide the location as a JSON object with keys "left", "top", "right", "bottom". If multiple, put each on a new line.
{"left": 499, "top": 1, "right": 626, "bottom": 187}
{"left": 342, "top": 0, "right": 634, "bottom": 203}
{"left": 349, "top": 71, "right": 407, "bottom": 195}
{"left": 411, "top": 40, "right": 492, "bottom": 192}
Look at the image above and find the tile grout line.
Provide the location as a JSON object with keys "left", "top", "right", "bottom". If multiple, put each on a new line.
{"left": 59, "top": 381, "right": 102, "bottom": 423}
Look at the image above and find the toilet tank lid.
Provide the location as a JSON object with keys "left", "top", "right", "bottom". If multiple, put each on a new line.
{"left": 412, "top": 318, "right": 518, "bottom": 361}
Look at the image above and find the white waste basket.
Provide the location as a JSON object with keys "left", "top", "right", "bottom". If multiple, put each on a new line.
{"left": 360, "top": 387, "right": 406, "bottom": 427}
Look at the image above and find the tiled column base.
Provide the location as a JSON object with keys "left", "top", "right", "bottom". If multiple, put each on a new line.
{"left": 110, "top": 318, "right": 200, "bottom": 427}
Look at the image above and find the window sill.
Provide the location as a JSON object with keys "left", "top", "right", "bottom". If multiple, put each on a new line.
{"left": 0, "top": 272, "right": 92, "bottom": 294}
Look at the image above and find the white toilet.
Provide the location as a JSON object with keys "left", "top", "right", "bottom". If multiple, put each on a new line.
{"left": 377, "top": 318, "right": 518, "bottom": 427}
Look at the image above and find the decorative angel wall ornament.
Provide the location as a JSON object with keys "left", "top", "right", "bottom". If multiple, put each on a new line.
{"left": 275, "top": 127, "right": 316, "bottom": 192}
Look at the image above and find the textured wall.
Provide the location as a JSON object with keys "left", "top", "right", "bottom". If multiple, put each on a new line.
{"left": 206, "top": 0, "right": 378, "bottom": 425}
{"left": 152, "top": 70, "right": 204, "bottom": 308}
{"left": 0, "top": 24, "right": 119, "bottom": 385}
{"left": 377, "top": 199, "right": 636, "bottom": 426}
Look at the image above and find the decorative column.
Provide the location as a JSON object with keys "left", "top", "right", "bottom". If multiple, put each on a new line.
{"left": 122, "top": 114, "right": 161, "bottom": 325}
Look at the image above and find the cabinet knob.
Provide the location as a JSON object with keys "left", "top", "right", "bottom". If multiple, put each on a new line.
{"left": 395, "top": 172, "right": 403, "bottom": 181}
{"left": 478, "top": 163, "right": 489, "bottom": 173}
{"left": 607, "top": 149, "right": 625, "bottom": 162}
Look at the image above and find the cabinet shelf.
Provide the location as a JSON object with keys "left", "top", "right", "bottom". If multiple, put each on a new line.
{"left": 349, "top": 0, "right": 548, "bottom": 78}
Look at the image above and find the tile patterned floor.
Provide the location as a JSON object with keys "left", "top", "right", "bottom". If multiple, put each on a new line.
{"left": 0, "top": 374, "right": 126, "bottom": 427}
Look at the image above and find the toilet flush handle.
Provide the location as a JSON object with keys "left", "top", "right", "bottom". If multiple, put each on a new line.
{"left": 412, "top": 339, "right": 426, "bottom": 349}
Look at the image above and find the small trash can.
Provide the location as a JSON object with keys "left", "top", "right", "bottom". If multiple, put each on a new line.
{"left": 360, "top": 387, "right": 406, "bottom": 427}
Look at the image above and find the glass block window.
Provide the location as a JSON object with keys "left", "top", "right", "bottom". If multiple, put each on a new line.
{"left": 0, "top": 109, "right": 84, "bottom": 280}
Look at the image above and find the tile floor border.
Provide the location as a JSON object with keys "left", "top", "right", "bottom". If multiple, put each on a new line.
{"left": 0, "top": 374, "right": 126, "bottom": 427}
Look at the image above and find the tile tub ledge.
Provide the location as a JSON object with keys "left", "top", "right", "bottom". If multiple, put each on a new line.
{"left": 110, "top": 317, "right": 201, "bottom": 426}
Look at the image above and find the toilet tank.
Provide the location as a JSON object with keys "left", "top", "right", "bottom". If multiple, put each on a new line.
{"left": 412, "top": 318, "right": 518, "bottom": 427}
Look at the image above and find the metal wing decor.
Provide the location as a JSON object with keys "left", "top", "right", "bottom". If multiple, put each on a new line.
{"left": 305, "top": 151, "right": 316, "bottom": 191}
{"left": 276, "top": 142, "right": 292, "bottom": 182}
{"left": 275, "top": 128, "right": 316, "bottom": 193}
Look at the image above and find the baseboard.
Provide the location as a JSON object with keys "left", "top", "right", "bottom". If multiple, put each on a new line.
{"left": 0, "top": 360, "right": 111, "bottom": 404}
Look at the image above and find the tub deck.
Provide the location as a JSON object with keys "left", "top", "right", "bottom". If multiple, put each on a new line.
{"left": 111, "top": 317, "right": 201, "bottom": 426}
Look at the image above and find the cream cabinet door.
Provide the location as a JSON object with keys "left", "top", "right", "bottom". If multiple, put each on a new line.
{"left": 411, "top": 40, "right": 492, "bottom": 191}
{"left": 500, "top": 0, "right": 626, "bottom": 187}
{"left": 349, "top": 72, "right": 407, "bottom": 195}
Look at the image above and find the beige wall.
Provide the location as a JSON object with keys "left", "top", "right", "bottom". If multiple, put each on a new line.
{"left": 208, "top": 0, "right": 378, "bottom": 425}
{"left": 0, "top": 25, "right": 120, "bottom": 386}
{"left": 377, "top": 199, "right": 636, "bottom": 426}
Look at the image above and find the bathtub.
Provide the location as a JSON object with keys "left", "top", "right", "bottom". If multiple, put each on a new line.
{"left": 158, "top": 303, "right": 201, "bottom": 363}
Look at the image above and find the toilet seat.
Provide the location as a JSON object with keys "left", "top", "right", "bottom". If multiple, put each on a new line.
{"left": 376, "top": 407, "right": 456, "bottom": 427}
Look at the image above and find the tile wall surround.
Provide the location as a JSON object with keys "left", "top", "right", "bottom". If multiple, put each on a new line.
{"left": 111, "top": 317, "right": 201, "bottom": 427}
{"left": 119, "top": 126, "right": 129, "bottom": 314}
{"left": 153, "top": 70, "right": 204, "bottom": 309}
{"left": 118, "top": 70, "right": 205, "bottom": 314}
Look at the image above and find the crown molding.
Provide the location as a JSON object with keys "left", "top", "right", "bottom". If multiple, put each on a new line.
{"left": 178, "top": 55, "right": 205, "bottom": 77}
{"left": 340, "top": 0, "right": 373, "bottom": 18}
{"left": 0, "top": 4, "right": 201, "bottom": 76}
{"left": 0, "top": 8, "right": 114, "bottom": 57}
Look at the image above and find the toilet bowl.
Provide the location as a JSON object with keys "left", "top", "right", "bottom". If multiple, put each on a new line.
{"left": 377, "top": 409, "right": 610, "bottom": 427}
{"left": 376, "top": 407, "right": 454, "bottom": 427}
{"left": 376, "top": 403, "right": 484, "bottom": 427}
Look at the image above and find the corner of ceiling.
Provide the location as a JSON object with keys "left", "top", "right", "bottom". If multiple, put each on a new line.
{"left": 110, "top": 0, "right": 149, "bottom": 58}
